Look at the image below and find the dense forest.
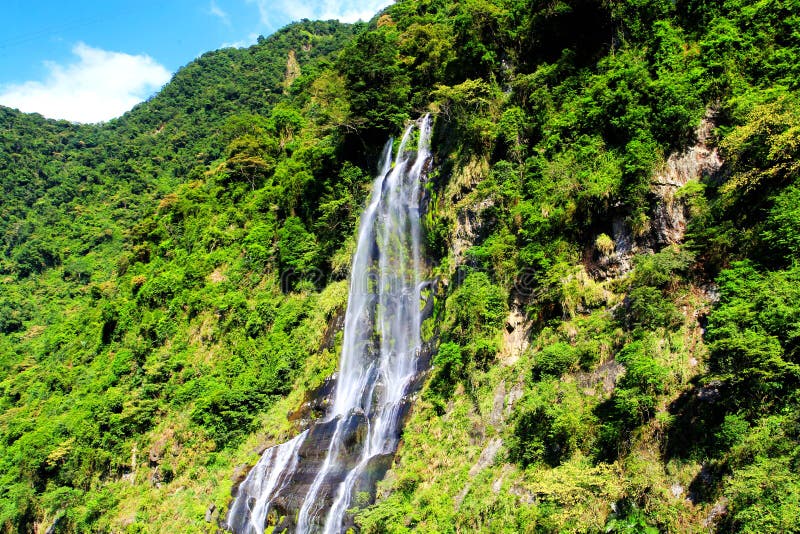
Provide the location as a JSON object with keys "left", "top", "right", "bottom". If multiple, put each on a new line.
{"left": 1, "top": 0, "right": 800, "bottom": 532}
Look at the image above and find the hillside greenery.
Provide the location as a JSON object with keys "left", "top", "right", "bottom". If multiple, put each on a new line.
{"left": 1, "top": 0, "right": 800, "bottom": 532}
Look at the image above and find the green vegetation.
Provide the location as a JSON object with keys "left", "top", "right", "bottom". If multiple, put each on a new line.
{"left": 2, "top": 0, "right": 800, "bottom": 531}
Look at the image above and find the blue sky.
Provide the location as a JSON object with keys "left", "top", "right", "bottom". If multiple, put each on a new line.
{"left": 0, "top": 0, "right": 392, "bottom": 123}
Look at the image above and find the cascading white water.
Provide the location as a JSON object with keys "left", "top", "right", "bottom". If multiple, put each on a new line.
{"left": 227, "top": 115, "right": 433, "bottom": 534}
{"left": 227, "top": 431, "right": 308, "bottom": 534}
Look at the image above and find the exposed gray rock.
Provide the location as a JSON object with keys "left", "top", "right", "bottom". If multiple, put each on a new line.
{"left": 703, "top": 498, "right": 729, "bottom": 528}
{"left": 230, "top": 464, "right": 249, "bottom": 488}
{"left": 575, "top": 359, "right": 626, "bottom": 395}
{"left": 453, "top": 197, "right": 496, "bottom": 267}
{"left": 499, "top": 305, "right": 531, "bottom": 367}
{"left": 509, "top": 484, "right": 536, "bottom": 505}
{"left": 454, "top": 485, "right": 471, "bottom": 510}
{"left": 650, "top": 112, "right": 722, "bottom": 247}
{"left": 492, "top": 475, "right": 504, "bottom": 494}
{"left": 505, "top": 381, "right": 524, "bottom": 417}
{"left": 490, "top": 381, "right": 506, "bottom": 428}
{"left": 468, "top": 438, "right": 503, "bottom": 477}
{"left": 591, "top": 111, "right": 723, "bottom": 279}
{"left": 455, "top": 438, "right": 505, "bottom": 511}
{"left": 205, "top": 503, "right": 216, "bottom": 523}
{"left": 288, "top": 374, "right": 338, "bottom": 427}
{"left": 45, "top": 513, "right": 63, "bottom": 534}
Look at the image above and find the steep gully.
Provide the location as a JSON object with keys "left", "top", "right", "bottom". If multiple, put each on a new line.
{"left": 227, "top": 115, "right": 434, "bottom": 533}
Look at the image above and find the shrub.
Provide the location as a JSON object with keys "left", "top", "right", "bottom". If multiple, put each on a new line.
{"left": 433, "top": 342, "right": 462, "bottom": 374}
{"left": 595, "top": 233, "right": 615, "bottom": 256}
{"left": 533, "top": 342, "right": 579, "bottom": 379}
{"left": 762, "top": 184, "right": 800, "bottom": 265}
{"left": 624, "top": 286, "right": 682, "bottom": 330}
{"left": 594, "top": 339, "right": 668, "bottom": 460}
{"left": 632, "top": 247, "right": 695, "bottom": 288}
{"left": 444, "top": 271, "right": 507, "bottom": 343}
{"left": 508, "top": 380, "right": 591, "bottom": 468}
{"left": 277, "top": 217, "right": 319, "bottom": 291}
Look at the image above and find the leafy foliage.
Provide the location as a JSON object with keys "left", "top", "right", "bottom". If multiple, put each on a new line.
{"left": 3, "top": 0, "right": 800, "bottom": 531}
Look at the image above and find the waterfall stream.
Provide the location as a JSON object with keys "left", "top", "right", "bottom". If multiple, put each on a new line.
{"left": 227, "top": 115, "right": 433, "bottom": 534}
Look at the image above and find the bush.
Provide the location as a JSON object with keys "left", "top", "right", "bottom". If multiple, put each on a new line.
{"left": 624, "top": 286, "right": 682, "bottom": 330}
{"left": 136, "top": 270, "right": 184, "bottom": 307}
{"left": 595, "top": 339, "right": 668, "bottom": 460}
{"left": 277, "top": 217, "right": 319, "bottom": 291}
{"left": 632, "top": 247, "right": 695, "bottom": 288}
{"left": 762, "top": 183, "right": 800, "bottom": 265}
{"left": 508, "top": 380, "right": 591, "bottom": 468}
{"left": 704, "top": 261, "right": 800, "bottom": 414}
{"left": 533, "top": 342, "right": 579, "bottom": 379}
{"left": 12, "top": 238, "right": 59, "bottom": 277}
{"left": 444, "top": 271, "right": 507, "bottom": 344}
{"left": 433, "top": 341, "right": 462, "bottom": 377}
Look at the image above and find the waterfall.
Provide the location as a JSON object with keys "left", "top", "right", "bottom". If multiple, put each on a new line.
{"left": 227, "top": 431, "right": 308, "bottom": 533}
{"left": 227, "top": 114, "right": 433, "bottom": 534}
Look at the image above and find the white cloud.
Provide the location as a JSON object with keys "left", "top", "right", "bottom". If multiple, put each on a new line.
{"left": 248, "top": 0, "right": 393, "bottom": 28}
{"left": 0, "top": 43, "right": 171, "bottom": 123}
{"left": 222, "top": 33, "right": 260, "bottom": 49}
{"left": 209, "top": 0, "right": 231, "bottom": 25}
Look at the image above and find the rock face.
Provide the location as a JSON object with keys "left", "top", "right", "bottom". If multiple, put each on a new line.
{"left": 229, "top": 355, "right": 433, "bottom": 533}
{"left": 499, "top": 305, "right": 532, "bottom": 367}
{"left": 453, "top": 197, "right": 496, "bottom": 266}
{"left": 289, "top": 374, "right": 338, "bottom": 426}
{"left": 266, "top": 413, "right": 370, "bottom": 532}
{"left": 649, "top": 112, "right": 723, "bottom": 247}
{"left": 592, "top": 112, "right": 723, "bottom": 278}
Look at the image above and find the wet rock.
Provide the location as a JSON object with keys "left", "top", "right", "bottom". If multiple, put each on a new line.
{"left": 343, "top": 451, "right": 395, "bottom": 529}
{"left": 419, "top": 278, "right": 439, "bottom": 325}
{"left": 299, "top": 412, "right": 367, "bottom": 467}
{"left": 230, "top": 464, "right": 250, "bottom": 495}
{"left": 289, "top": 374, "right": 338, "bottom": 425}
{"left": 261, "top": 412, "right": 372, "bottom": 531}
{"left": 320, "top": 308, "right": 347, "bottom": 352}
{"left": 45, "top": 513, "right": 63, "bottom": 534}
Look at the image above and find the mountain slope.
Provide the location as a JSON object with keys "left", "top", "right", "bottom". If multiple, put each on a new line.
{"left": 1, "top": 1, "right": 800, "bottom": 532}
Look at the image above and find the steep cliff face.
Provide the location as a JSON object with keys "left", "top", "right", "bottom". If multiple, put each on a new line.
{"left": 591, "top": 112, "right": 723, "bottom": 280}
{"left": 649, "top": 112, "right": 723, "bottom": 247}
